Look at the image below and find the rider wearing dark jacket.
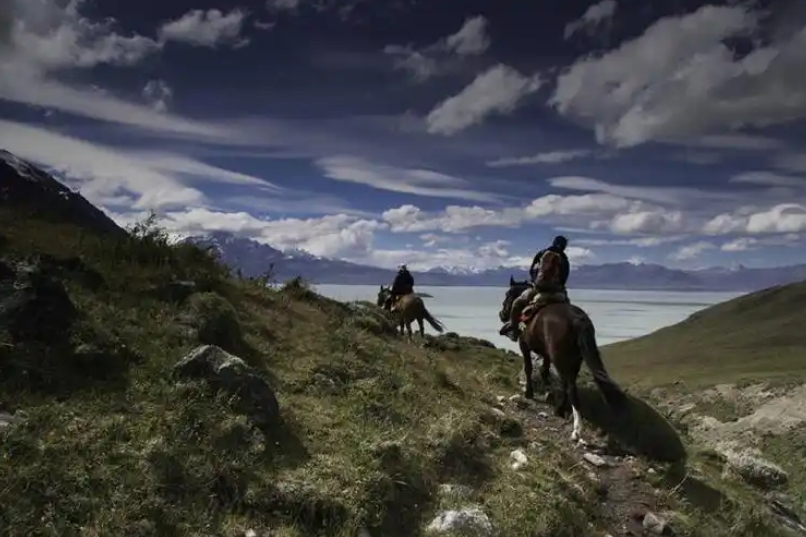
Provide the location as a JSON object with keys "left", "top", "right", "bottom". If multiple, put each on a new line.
{"left": 387, "top": 264, "right": 414, "bottom": 308}
{"left": 500, "top": 235, "right": 571, "bottom": 340}
{"left": 529, "top": 235, "right": 570, "bottom": 289}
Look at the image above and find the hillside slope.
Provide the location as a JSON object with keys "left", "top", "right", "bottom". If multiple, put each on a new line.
{"left": 602, "top": 280, "right": 806, "bottom": 388}
{"left": 0, "top": 153, "right": 801, "bottom": 537}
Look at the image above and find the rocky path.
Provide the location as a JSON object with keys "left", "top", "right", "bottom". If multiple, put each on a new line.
{"left": 494, "top": 390, "right": 676, "bottom": 536}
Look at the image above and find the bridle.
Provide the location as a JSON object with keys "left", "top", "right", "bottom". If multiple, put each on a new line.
{"left": 499, "top": 280, "right": 531, "bottom": 322}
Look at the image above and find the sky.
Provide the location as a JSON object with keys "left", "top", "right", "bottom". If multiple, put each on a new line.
{"left": 1, "top": 0, "right": 805, "bottom": 272}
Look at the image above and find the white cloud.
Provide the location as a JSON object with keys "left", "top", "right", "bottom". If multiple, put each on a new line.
{"left": 155, "top": 207, "right": 386, "bottom": 259}
{"left": 444, "top": 16, "right": 490, "bottom": 56}
{"left": 670, "top": 241, "right": 715, "bottom": 261}
{"left": 426, "top": 64, "right": 542, "bottom": 135}
{"left": 0, "top": 0, "right": 235, "bottom": 139}
{"left": 551, "top": 4, "right": 806, "bottom": 147}
{"left": 486, "top": 149, "right": 593, "bottom": 167}
{"left": 384, "top": 15, "right": 490, "bottom": 82}
{"left": 2, "top": 0, "right": 161, "bottom": 71}
{"left": 721, "top": 237, "right": 757, "bottom": 252}
{"left": 564, "top": 0, "right": 617, "bottom": 40}
{"left": 0, "top": 120, "right": 280, "bottom": 210}
{"left": 142, "top": 79, "right": 173, "bottom": 113}
{"left": 381, "top": 192, "right": 657, "bottom": 235}
{"left": 703, "top": 204, "right": 806, "bottom": 235}
{"left": 267, "top": 0, "right": 303, "bottom": 10}
{"left": 315, "top": 155, "right": 500, "bottom": 202}
{"left": 158, "top": 9, "right": 250, "bottom": 49}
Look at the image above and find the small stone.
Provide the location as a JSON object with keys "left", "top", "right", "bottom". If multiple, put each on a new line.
{"left": 490, "top": 407, "right": 507, "bottom": 418}
{"left": 648, "top": 468, "right": 657, "bottom": 475}
{"left": 244, "top": 530, "right": 258, "bottom": 537}
{"left": 536, "top": 411, "right": 549, "bottom": 420}
{"left": 583, "top": 453, "right": 608, "bottom": 468}
{"left": 510, "top": 449, "right": 528, "bottom": 470}
{"left": 642, "top": 511, "right": 670, "bottom": 535}
{"left": 426, "top": 507, "right": 494, "bottom": 536}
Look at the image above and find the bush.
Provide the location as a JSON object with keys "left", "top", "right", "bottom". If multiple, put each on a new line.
{"left": 183, "top": 292, "right": 244, "bottom": 352}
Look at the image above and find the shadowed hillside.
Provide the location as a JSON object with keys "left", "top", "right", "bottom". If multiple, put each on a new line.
{"left": 0, "top": 149, "right": 801, "bottom": 537}
{"left": 603, "top": 280, "right": 806, "bottom": 388}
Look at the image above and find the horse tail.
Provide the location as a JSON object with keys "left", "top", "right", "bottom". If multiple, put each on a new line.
{"left": 421, "top": 304, "right": 445, "bottom": 333}
{"left": 573, "top": 314, "right": 628, "bottom": 411}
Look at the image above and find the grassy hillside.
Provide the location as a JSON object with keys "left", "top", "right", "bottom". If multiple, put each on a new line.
{"left": 1, "top": 203, "right": 801, "bottom": 537}
{"left": 602, "top": 280, "right": 806, "bottom": 389}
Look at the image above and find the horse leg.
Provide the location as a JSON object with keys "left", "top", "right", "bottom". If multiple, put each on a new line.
{"left": 519, "top": 339, "right": 534, "bottom": 399}
{"left": 417, "top": 316, "right": 425, "bottom": 337}
{"left": 567, "top": 376, "right": 584, "bottom": 444}
{"left": 405, "top": 319, "right": 413, "bottom": 338}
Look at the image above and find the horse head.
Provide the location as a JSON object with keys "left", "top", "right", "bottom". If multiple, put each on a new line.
{"left": 499, "top": 275, "right": 531, "bottom": 322}
{"left": 376, "top": 285, "right": 387, "bottom": 308}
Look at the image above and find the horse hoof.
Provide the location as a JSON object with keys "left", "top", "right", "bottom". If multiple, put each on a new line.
{"left": 524, "top": 391, "right": 535, "bottom": 400}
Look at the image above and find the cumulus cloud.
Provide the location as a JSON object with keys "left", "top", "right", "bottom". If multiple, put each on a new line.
{"left": 487, "top": 149, "right": 593, "bottom": 167}
{"left": 153, "top": 207, "right": 385, "bottom": 259}
{"left": 551, "top": 4, "right": 806, "bottom": 147}
{"left": 563, "top": 0, "right": 617, "bottom": 40}
{"left": 0, "top": 0, "right": 235, "bottom": 139}
{"left": 426, "top": 64, "right": 542, "bottom": 135}
{"left": 703, "top": 204, "right": 806, "bottom": 235}
{"left": 315, "top": 155, "right": 500, "bottom": 202}
{"left": 142, "top": 79, "right": 173, "bottom": 113}
{"left": 158, "top": 8, "right": 250, "bottom": 49}
{"left": 384, "top": 15, "right": 490, "bottom": 82}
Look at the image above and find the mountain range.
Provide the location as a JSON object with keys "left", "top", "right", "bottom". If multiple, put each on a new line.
{"left": 2, "top": 147, "right": 805, "bottom": 293}
{"left": 185, "top": 231, "right": 806, "bottom": 292}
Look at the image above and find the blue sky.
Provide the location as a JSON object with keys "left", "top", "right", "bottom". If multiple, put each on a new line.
{"left": 1, "top": 0, "right": 805, "bottom": 271}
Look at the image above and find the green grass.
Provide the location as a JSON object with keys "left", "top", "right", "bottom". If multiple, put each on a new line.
{"left": 0, "top": 209, "right": 606, "bottom": 537}
{"left": 602, "top": 280, "right": 806, "bottom": 389}
{"left": 1, "top": 206, "right": 802, "bottom": 537}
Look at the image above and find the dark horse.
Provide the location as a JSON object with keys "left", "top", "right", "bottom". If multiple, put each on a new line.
{"left": 498, "top": 276, "right": 628, "bottom": 443}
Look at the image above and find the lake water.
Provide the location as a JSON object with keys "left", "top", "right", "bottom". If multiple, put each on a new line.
{"left": 314, "top": 284, "right": 742, "bottom": 352}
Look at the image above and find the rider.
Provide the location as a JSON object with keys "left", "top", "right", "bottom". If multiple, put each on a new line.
{"left": 386, "top": 264, "right": 414, "bottom": 309}
{"left": 500, "top": 235, "right": 571, "bottom": 341}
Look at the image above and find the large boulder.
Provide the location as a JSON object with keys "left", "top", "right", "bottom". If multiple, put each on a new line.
{"left": 172, "top": 345, "right": 279, "bottom": 427}
{"left": 0, "top": 258, "right": 77, "bottom": 343}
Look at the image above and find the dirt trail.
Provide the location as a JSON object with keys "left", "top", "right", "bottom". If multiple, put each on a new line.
{"left": 498, "top": 391, "right": 674, "bottom": 536}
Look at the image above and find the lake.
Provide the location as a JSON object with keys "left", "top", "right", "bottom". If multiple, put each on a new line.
{"left": 313, "top": 284, "right": 742, "bottom": 352}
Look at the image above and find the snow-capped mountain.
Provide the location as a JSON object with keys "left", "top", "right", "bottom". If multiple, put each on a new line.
{"left": 184, "top": 232, "right": 806, "bottom": 291}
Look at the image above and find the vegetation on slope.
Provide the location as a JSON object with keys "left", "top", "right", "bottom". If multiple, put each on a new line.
{"left": 0, "top": 201, "right": 801, "bottom": 537}
{"left": 602, "top": 280, "right": 806, "bottom": 388}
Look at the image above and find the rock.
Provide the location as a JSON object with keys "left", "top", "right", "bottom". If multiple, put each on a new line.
{"left": 723, "top": 449, "right": 788, "bottom": 490}
{"left": 642, "top": 511, "right": 672, "bottom": 535}
{"left": 536, "top": 412, "right": 549, "bottom": 420}
{"left": 489, "top": 408, "right": 506, "bottom": 418}
{"left": 508, "top": 394, "right": 530, "bottom": 409}
{"left": 0, "top": 411, "right": 22, "bottom": 429}
{"left": 438, "top": 484, "right": 474, "bottom": 501}
{"left": 510, "top": 449, "right": 528, "bottom": 470}
{"left": 583, "top": 453, "right": 608, "bottom": 468}
{"left": 0, "top": 260, "right": 77, "bottom": 343}
{"left": 768, "top": 497, "right": 806, "bottom": 534}
{"left": 426, "top": 507, "right": 494, "bottom": 536}
{"left": 172, "top": 345, "right": 279, "bottom": 427}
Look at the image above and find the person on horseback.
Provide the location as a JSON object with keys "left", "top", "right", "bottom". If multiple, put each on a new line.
{"left": 386, "top": 264, "right": 414, "bottom": 310}
{"left": 500, "top": 235, "right": 571, "bottom": 341}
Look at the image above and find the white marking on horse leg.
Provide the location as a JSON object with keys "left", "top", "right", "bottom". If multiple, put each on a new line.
{"left": 571, "top": 404, "right": 583, "bottom": 443}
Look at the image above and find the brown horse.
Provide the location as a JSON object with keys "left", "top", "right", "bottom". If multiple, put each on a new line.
{"left": 377, "top": 286, "right": 445, "bottom": 337}
{"left": 498, "top": 276, "right": 628, "bottom": 443}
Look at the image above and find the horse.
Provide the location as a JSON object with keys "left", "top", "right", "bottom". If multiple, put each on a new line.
{"left": 498, "top": 275, "right": 628, "bottom": 443}
{"left": 377, "top": 285, "right": 445, "bottom": 337}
